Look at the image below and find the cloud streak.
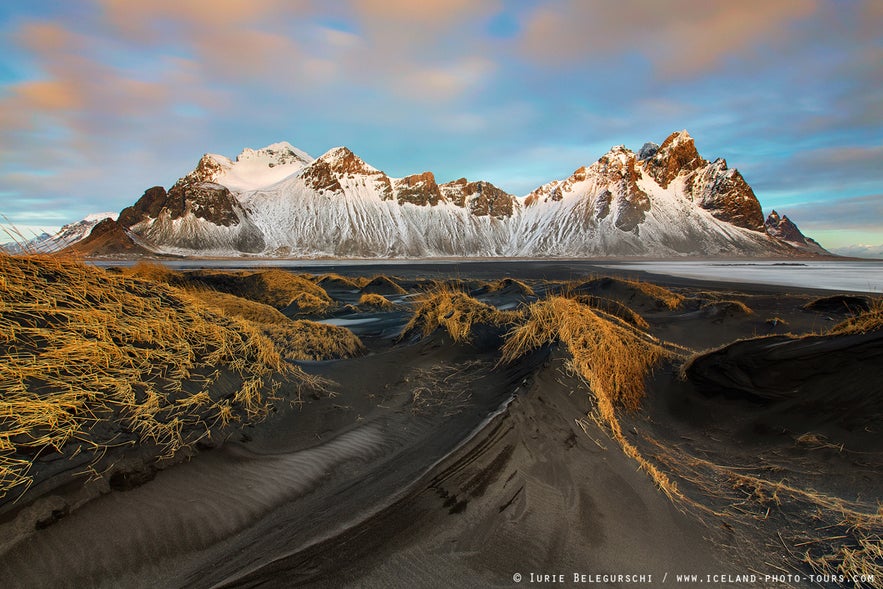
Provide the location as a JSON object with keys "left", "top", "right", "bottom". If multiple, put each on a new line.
{"left": 519, "top": 0, "right": 819, "bottom": 77}
{"left": 779, "top": 194, "right": 883, "bottom": 232}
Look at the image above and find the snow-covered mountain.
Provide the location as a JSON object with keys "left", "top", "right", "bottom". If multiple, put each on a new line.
{"left": 2, "top": 212, "right": 118, "bottom": 254}
{"left": 99, "top": 132, "right": 828, "bottom": 257}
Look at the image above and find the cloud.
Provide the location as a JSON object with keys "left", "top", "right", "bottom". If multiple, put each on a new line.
{"left": 778, "top": 194, "right": 883, "bottom": 232}
{"left": 830, "top": 243, "right": 883, "bottom": 259}
{"left": 350, "top": 0, "right": 487, "bottom": 25}
{"left": 750, "top": 145, "right": 883, "bottom": 193}
{"left": 520, "top": 0, "right": 819, "bottom": 77}
{"left": 392, "top": 57, "right": 495, "bottom": 102}
{"left": 94, "top": 0, "right": 309, "bottom": 40}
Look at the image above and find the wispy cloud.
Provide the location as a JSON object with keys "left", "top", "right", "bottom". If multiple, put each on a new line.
{"left": 780, "top": 194, "right": 883, "bottom": 232}
{"left": 519, "top": 0, "right": 819, "bottom": 78}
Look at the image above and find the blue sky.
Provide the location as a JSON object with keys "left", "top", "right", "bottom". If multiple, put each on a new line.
{"left": 1, "top": 0, "right": 880, "bottom": 252}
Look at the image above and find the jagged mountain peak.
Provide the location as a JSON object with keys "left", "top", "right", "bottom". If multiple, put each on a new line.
{"left": 643, "top": 130, "right": 707, "bottom": 188}
{"left": 765, "top": 209, "right": 826, "bottom": 254}
{"left": 180, "top": 142, "right": 314, "bottom": 193}
{"left": 637, "top": 142, "right": 660, "bottom": 160}
{"left": 316, "top": 146, "right": 380, "bottom": 175}
{"left": 235, "top": 141, "right": 313, "bottom": 166}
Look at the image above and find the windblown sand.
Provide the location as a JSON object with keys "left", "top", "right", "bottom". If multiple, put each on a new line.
{"left": 1, "top": 259, "right": 880, "bottom": 588}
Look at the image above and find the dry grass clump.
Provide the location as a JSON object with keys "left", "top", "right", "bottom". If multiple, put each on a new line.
{"left": 401, "top": 287, "right": 520, "bottom": 343}
{"left": 648, "top": 437, "right": 883, "bottom": 583}
{"left": 286, "top": 291, "right": 333, "bottom": 316}
{"left": 194, "top": 269, "right": 333, "bottom": 314}
{"left": 262, "top": 320, "right": 365, "bottom": 362}
{"left": 0, "top": 253, "right": 314, "bottom": 501}
{"left": 487, "top": 278, "right": 535, "bottom": 296}
{"left": 700, "top": 299, "right": 754, "bottom": 316}
{"left": 191, "top": 287, "right": 365, "bottom": 362}
{"left": 245, "top": 269, "right": 332, "bottom": 310}
{"left": 568, "top": 276, "right": 683, "bottom": 310}
{"left": 189, "top": 289, "right": 290, "bottom": 324}
{"left": 502, "top": 297, "right": 667, "bottom": 415}
{"left": 358, "top": 293, "right": 396, "bottom": 311}
{"left": 571, "top": 295, "right": 649, "bottom": 330}
{"left": 805, "top": 530, "right": 882, "bottom": 587}
{"left": 501, "top": 296, "right": 677, "bottom": 497}
{"left": 314, "top": 273, "right": 361, "bottom": 289}
{"left": 120, "top": 261, "right": 184, "bottom": 287}
{"left": 361, "top": 275, "right": 407, "bottom": 295}
{"left": 623, "top": 278, "right": 684, "bottom": 310}
{"left": 829, "top": 300, "right": 883, "bottom": 335}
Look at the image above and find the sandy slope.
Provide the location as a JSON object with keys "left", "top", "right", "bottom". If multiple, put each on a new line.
{"left": 1, "top": 262, "right": 880, "bottom": 588}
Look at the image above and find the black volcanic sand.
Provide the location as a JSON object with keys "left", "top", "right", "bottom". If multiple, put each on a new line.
{"left": 1, "top": 261, "right": 881, "bottom": 588}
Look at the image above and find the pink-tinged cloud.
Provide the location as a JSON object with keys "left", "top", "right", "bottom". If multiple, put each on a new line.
{"left": 350, "top": 0, "right": 495, "bottom": 25}
{"left": 95, "top": 0, "right": 310, "bottom": 40}
{"left": 392, "top": 57, "right": 495, "bottom": 102}
{"left": 521, "top": 0, "right": 820, "bottom": 77}
{"left": 15, "top": 80, "right": 83, "bottom": 112}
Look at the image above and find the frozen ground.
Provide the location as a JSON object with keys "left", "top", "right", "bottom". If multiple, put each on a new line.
{"left": 599, "top": 260, "right": 883, "bottom": 294}
{"left": 96, "top": 258, "right": 883, "bottom": 294}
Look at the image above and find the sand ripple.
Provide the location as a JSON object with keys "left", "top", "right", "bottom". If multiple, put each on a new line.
{"left": 0, "top": 424, "right": 385, "bottom": 589}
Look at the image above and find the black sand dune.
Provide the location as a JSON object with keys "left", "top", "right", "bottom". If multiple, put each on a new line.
{"left": 1, "top": 259, "right": 881, "bottom": 588}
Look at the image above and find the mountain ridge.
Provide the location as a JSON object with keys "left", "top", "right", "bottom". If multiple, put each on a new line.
{"left": 52, "top": 131, "right": 829, "bottom": 258}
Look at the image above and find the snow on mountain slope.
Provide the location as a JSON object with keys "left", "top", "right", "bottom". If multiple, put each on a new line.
{"left": 2, "top": 212, "right": 118, "bottom": 253}
{"left": 113, "top": 133, "right": 826, "bottom": 258}
{"left": 185, "top": 142, "right": 314, "bottom": 193}
{"left": 240, "top": 148, "right": 514, "bottom": 257}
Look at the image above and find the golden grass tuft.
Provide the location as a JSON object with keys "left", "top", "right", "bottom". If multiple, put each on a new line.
{"left": 261, "top": 320, "right": 365, "bottom": 362}
{"left": 0, "top": 253, "right": 316, "bottom": 501}
{"left": 622, "top": 278, "right": 684, "bottom": 310}
{"left": 192, "top": 269, "right": 333, "bottom": 314}
{"left": 245, "top": 269, "right": 332, "bottom": 310}
{"left": 701, "top": 299, "right": 754, "bottom": 316}
{"left": 401, "top": 287, "right": 520, "bottom": 343}
{"left": 487, "top": 277, "right": 535, "bottom": 296}
{"left": 361, "top": 275, "right": 407, "bottom": 295}
{"left": 314, "top": 273, "right": 361, "bottom": 289}
{"left": 190, "top": 286, "right": 365, "bottom": 362}
{"left": 567, "top": 276, "right": 684, "bottom": 310}
{"left": 805, "top": 530, "right": 883, "bottom": 586}
{"left": 358, "top": 293, "right": 396, "bottom": 310}
{"left": 829, "top": 299, "right": 883, "bottom": 335}
{"left": 766, "top": 316, "right": 788, "bottom": 328}
{"left": 571, "top": 295, "right": 649, "bottom": 330}
{"left": 501, "top": 296, "right": 678, "bottom": 497}
{"left": 502, "top": 297, "right": 666, "bottom": 414}
{"left": 189, "top": 289, "right": 289, "bottom": 324}
{"left": 120, "top": 261, "right": 183, "bottom": 287}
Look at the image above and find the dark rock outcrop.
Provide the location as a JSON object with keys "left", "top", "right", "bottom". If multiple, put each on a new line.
{"left": 394, "top": 172, "right": 443, "bottom": 206}
{"left": 643, "top": 131, "right": 707, "bottom": 189}
{"left": 118, "top": 186, "right": 169, "bottom": 229}
{"left": 62, "top": 219, "right": 150, "bottom": 256}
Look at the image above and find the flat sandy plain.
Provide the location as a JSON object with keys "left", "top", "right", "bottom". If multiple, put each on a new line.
{"left": 0, "top": 259, "right": 880, "bottom": 588}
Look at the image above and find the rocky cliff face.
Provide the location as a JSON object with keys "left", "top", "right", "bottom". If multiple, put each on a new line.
{"left": 643, "top": 131, "right": 765, "bottom": 231}
{"left": 643, "top": 130, "right": 707, "bottom": 188}
{"left": 765, "top": 210, "right": 826, "bottom": 253}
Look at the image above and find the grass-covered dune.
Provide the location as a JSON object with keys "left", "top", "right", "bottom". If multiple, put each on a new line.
{"left": 0, "top": 254, "right": 329, "bottom": 504}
